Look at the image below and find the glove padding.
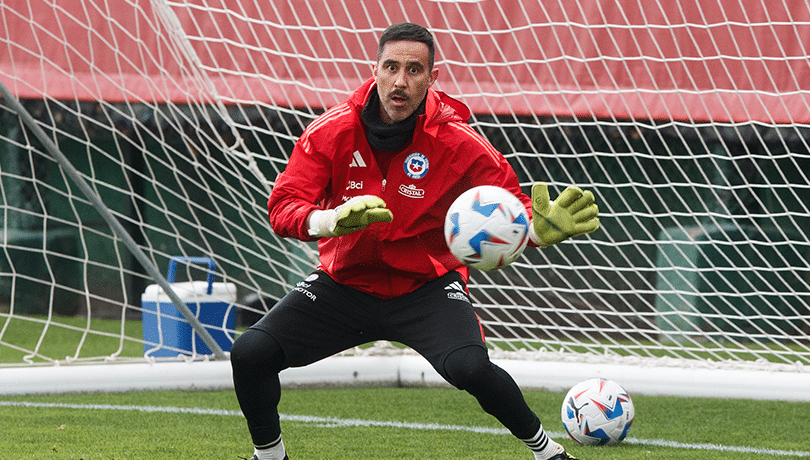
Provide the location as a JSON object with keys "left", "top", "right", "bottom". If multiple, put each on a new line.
{"left": 333, "top": 195, "right": 393, "bottom": 236}
{"left": 309, "top": 195, "right": 393, "bottom": 237}
{"left": 531, "top": 182, "right": 599, "bottom": 247}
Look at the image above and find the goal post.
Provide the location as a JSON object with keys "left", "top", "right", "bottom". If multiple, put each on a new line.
{"left": 1, "top": 0, "right": 809, "bottom": 397}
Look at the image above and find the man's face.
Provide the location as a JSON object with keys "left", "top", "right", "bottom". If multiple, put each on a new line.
{"left": 373, "top": 40, "right": 438, "bottom": 124}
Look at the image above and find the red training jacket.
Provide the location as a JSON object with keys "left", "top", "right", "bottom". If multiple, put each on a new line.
{"left": 268, "top": 77, "right": 532, "bottom": 299}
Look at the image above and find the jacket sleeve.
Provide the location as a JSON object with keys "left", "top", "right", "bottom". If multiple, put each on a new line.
{"left": 267, "top": 133, "right": 333, "bottom": 241}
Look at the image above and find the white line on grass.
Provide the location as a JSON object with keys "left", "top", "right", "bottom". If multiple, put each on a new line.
{"left": 3, "top": 401, "right": 808, "bottom": 457}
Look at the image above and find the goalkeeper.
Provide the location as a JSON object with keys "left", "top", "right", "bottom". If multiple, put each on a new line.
{"left": 231, "top": 22, "right": 598, "bottom": 460}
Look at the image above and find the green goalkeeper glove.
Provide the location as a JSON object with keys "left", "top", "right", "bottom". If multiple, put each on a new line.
{"left": 308, "top": 195, "right": 393, "bottom": 237}
{"left": 530, "top": 182, "right": 599, "bottom": 247}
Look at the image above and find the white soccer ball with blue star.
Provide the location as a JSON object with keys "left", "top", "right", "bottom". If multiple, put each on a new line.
{"left": 561, "top": 378, "right": 635, "bottom": 446}
{"left": 444, "top": 185, "right": 530, "bottom": 271}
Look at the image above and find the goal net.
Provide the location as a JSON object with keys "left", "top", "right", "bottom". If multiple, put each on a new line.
{"left": 1, "top": 0, "right": 808, "bottom": 395}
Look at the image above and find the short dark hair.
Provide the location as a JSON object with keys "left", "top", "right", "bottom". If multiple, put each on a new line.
{"left": 377, "top": 23, "right": 435, "bottom": 69}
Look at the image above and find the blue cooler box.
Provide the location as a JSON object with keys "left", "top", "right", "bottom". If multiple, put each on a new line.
{"left": 141, "top": 257, "right": 237, "bottom": 357}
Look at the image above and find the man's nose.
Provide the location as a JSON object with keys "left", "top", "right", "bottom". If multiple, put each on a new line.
{"left": 393, "top": 70, "right": 407, "bottom": 87}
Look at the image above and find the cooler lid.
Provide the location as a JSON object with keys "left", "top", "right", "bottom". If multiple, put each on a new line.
{"left": 141, "top": 281, "right": 236, "bottom": 303}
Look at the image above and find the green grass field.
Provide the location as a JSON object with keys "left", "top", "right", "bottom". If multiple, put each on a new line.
{"left": 2, "top": 386, "right": 809, "bottom": 459}
{"left": 2, "top": 316, "right": 809, "bottom": 458}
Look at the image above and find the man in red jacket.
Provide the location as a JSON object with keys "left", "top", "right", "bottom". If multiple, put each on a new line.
{"left": 231, "top": 22, "right": 598, "bottom": 460}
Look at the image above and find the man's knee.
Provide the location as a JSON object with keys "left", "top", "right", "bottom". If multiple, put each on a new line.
{"left": 230, "top": 328, "right": 285, "bottom": 372}
{"left": 442, "top": 345, "right": 494, "bottom": 391}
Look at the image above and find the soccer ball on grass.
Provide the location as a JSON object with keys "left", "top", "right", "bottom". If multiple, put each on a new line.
{"left": 444, "top": 185, "right": 530, "bottom": 271}
{"left": 561, "top": 377, "right": 635, "bottom": 446}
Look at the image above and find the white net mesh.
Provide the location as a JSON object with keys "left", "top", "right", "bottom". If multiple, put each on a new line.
{"left": 1, "top": 0, "right": 808, "bottom": 372}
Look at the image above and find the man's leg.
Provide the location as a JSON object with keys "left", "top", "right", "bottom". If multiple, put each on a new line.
{"left": 443, "top": 345, "right": 537, "bottom": 436}
{"left": 383, "top": 271, "right": 571, "bottom": 460}
{"left": 443, "top": 345, "right": 567, "bottom": 459}
{"left": 230, "top": 328, "right": 286, "bottom": 456}
{"left": 230, "top": 271, "right": 374, "bottom": 459}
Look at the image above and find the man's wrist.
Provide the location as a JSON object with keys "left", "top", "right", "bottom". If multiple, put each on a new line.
{"left": 307, "top": 209, "right": 336, "bottom": 238}
{"left": 529, "top": 222, "right": 548, "bottom": 248}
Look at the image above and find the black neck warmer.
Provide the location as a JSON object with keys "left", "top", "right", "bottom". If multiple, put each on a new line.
{"left": 361, "top": 89, "right": 426, "bottom": 152}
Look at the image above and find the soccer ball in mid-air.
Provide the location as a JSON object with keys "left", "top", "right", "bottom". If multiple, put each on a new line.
{"left": 561, "top": 378, "right": 635, "bottom": 446}
{"left": 444, "top": 185, "right": 530, "bottom": 271}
